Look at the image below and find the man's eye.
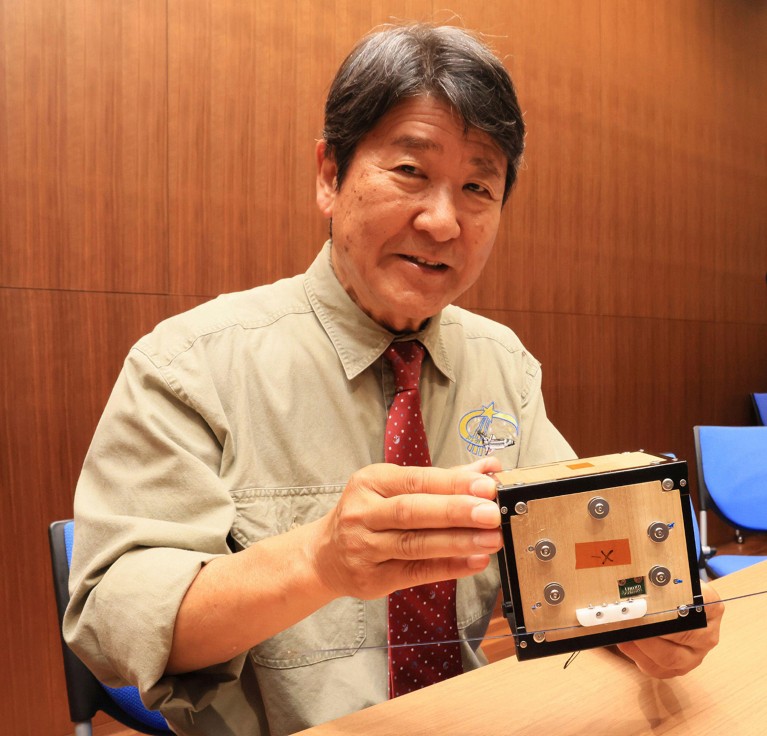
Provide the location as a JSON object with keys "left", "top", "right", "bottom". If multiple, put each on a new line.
{"left": 465, "top": 182, "right": 489, "bottom": 195}
{"left": 396, "top": 165, "right": 420, "bottom": 176}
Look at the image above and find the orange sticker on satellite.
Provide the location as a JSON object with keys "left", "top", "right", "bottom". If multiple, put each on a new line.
{"left": 575, "top": 539, "right": 632, "bottom": 569}
{"left": 567, "top": 462, "right": 594, "bottom": 470}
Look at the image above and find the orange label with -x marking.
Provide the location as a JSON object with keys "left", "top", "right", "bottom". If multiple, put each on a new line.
{"left": 575, "top": 539, "right": 632, "bottom": 569}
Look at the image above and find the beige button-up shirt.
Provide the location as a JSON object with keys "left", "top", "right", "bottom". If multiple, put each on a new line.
{"left": 65, "top": 241, "right": 574, "bottom": 735}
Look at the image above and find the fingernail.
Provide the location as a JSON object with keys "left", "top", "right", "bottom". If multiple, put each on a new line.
{"left": 470, "top": 476, "right": 497, "bottom": 497}
{"left": 471, "top": 501, "right": 501, "bottom": 526}
{"left": 473, "top": 530, "right": 502, "bottom": 548}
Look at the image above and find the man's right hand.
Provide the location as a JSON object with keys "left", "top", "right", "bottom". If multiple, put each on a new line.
{"left": 167, "top": 457, "right": 502, "bottom": 674}
{"left": 310, "top": 457, "right": 503, "bottom": 600}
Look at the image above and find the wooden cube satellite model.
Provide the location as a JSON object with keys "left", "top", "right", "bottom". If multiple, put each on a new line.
{"left": 494, "top": 451, "right": 707, "bottom": 660}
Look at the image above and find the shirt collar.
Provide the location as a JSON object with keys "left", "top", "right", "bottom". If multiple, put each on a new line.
{"left": 303, "top": 241, "right": 455, "bottom": 382}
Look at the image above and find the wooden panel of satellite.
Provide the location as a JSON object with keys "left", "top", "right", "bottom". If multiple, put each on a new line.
{"left": 495, "top": 452, "right": 706, "bottom": 660}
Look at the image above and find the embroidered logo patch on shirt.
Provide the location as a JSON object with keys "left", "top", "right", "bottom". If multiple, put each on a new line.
{"left": 459, "top": 403, "right": 519, "bottom": 457}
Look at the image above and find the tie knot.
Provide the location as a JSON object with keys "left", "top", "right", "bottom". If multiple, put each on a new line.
{"left": 385, "top": 341, "right": 425, "bottom": 392}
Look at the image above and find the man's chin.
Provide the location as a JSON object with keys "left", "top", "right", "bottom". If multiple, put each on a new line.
{"left": 376, "top": 304, "right": 443, "bottom": 334}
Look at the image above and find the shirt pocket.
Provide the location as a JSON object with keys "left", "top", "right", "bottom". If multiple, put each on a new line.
{"left": 229, "top": 484, "right": 367, "bottom": 668}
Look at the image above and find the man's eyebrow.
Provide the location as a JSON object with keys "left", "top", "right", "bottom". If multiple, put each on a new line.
{"left": 389, "top": 134, "right": 444, "bottom": 152}
{"left": 470, "top": 157, "right": 503, "bottom": 180}
{"left": 390, "top": 134, "right": 504, "bottom": 180}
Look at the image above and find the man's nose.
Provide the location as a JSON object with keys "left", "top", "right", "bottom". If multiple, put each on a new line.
{"left": 412, "top": 186, "right": 461, "bottom": 242}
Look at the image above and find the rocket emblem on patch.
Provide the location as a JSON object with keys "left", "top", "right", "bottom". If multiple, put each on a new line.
{"left": 459, "top": 403, "right": 519, "bottom": 456}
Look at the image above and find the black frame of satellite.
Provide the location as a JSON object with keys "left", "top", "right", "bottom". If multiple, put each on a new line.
{"left": 495, "top": 451, "right": 707, "bottom": 661}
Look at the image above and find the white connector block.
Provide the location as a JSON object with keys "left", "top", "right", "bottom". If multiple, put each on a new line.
{"left": 575, "top": 598, "right": 648, "bottom": 627}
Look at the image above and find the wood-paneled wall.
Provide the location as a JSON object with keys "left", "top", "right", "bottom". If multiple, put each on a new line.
{"left": 1, "top": 2, "right": 765, "bottom": 733}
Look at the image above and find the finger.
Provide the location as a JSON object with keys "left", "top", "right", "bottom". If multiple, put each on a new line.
{"left": 617, "top": 636, "right": 700, "bottom": 679}
{"left": 648, "top": 582, "right": 723, "bottom": 648}
{"left": 616, "top": 609, "right": 721, "bottom": 679}
{"left": 358, "top": 463, "right": 499, "bottom": 501}
{"left": 615, "top": 641, "right": 686, "bottom": 679}
{"left": 699, "top": 579, "right": 724, "bottom": 613}
{"left": 654, "top": 616, "right": 722, "bottom": 650}
{"left": 365, "top": 492, "right": 501, "bottom": 531}
{"left": 365, "top": 527, "right": 503, "bottom": 562}
{"left": 646, "top": 612, "right": 722, "bottom": 656}
{"left": 453, "top": 456, "right": 503, "bottom": 475}
{"left": 388, "top": 554, "right": 494, "bottom": 590}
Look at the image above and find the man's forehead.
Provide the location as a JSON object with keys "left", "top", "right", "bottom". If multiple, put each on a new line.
{"left": 374, "top": 98, "right": 506, "bottom": 171}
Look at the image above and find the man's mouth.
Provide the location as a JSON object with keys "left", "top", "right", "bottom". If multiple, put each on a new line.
{"left": 402, "top": 255, "right": 448, "bottom": 271}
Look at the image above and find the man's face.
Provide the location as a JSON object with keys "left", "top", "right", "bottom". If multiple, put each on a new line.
{"left": 316, "top": 96, "right": 506, "bottom": 333}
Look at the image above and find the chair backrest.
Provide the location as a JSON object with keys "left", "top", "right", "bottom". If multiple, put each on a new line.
{"left": 752, "top": 393, "right": 767, "bottom": 425}
{"left": 48, "top": 520, "right": 172, "bottom": 735}
{"left": 694, "top": 426, "right": 767, "bottom": 531}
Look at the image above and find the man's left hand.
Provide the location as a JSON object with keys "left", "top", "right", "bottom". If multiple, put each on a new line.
{"left": 616, "top": 580, "right": 723, "bottom": 678}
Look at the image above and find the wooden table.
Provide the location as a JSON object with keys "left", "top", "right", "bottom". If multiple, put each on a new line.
{"left": 296, "top": 561, "right": 767, "bottom": 735}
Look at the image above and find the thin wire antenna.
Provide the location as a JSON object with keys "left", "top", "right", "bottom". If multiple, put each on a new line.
{"left": 290, "top": 587, "right": 765, "bottom": 659}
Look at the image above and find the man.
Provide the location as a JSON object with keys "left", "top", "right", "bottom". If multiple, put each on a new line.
{"left": 65, "top": 23, "right": 721, "bottom": 736}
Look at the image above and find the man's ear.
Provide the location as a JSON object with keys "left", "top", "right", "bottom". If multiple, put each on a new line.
{"left": 315, "top": 140, "right": 338, "bottom": 219}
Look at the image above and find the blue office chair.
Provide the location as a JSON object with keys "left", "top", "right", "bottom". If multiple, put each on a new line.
{"left": 752, "top": 393, "right": 767, "bottom": 425}
{"left": 48, "top": 520, "right": 173, "bottom": 736}
{"left": 694, "top": 426, "right": 767, "bottom": 578}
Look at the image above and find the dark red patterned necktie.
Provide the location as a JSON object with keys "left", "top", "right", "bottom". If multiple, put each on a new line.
{"left": 384, "top": 341, "right": 463, "bottom": 697}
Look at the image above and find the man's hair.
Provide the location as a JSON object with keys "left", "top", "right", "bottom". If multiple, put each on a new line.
{"left": 323, "top": 23, "right": 525, "bottom": 203}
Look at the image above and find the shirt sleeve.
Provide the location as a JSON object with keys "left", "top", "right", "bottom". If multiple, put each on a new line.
{"left": 63, "top": 345, "right": 245, "bottom": 712}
